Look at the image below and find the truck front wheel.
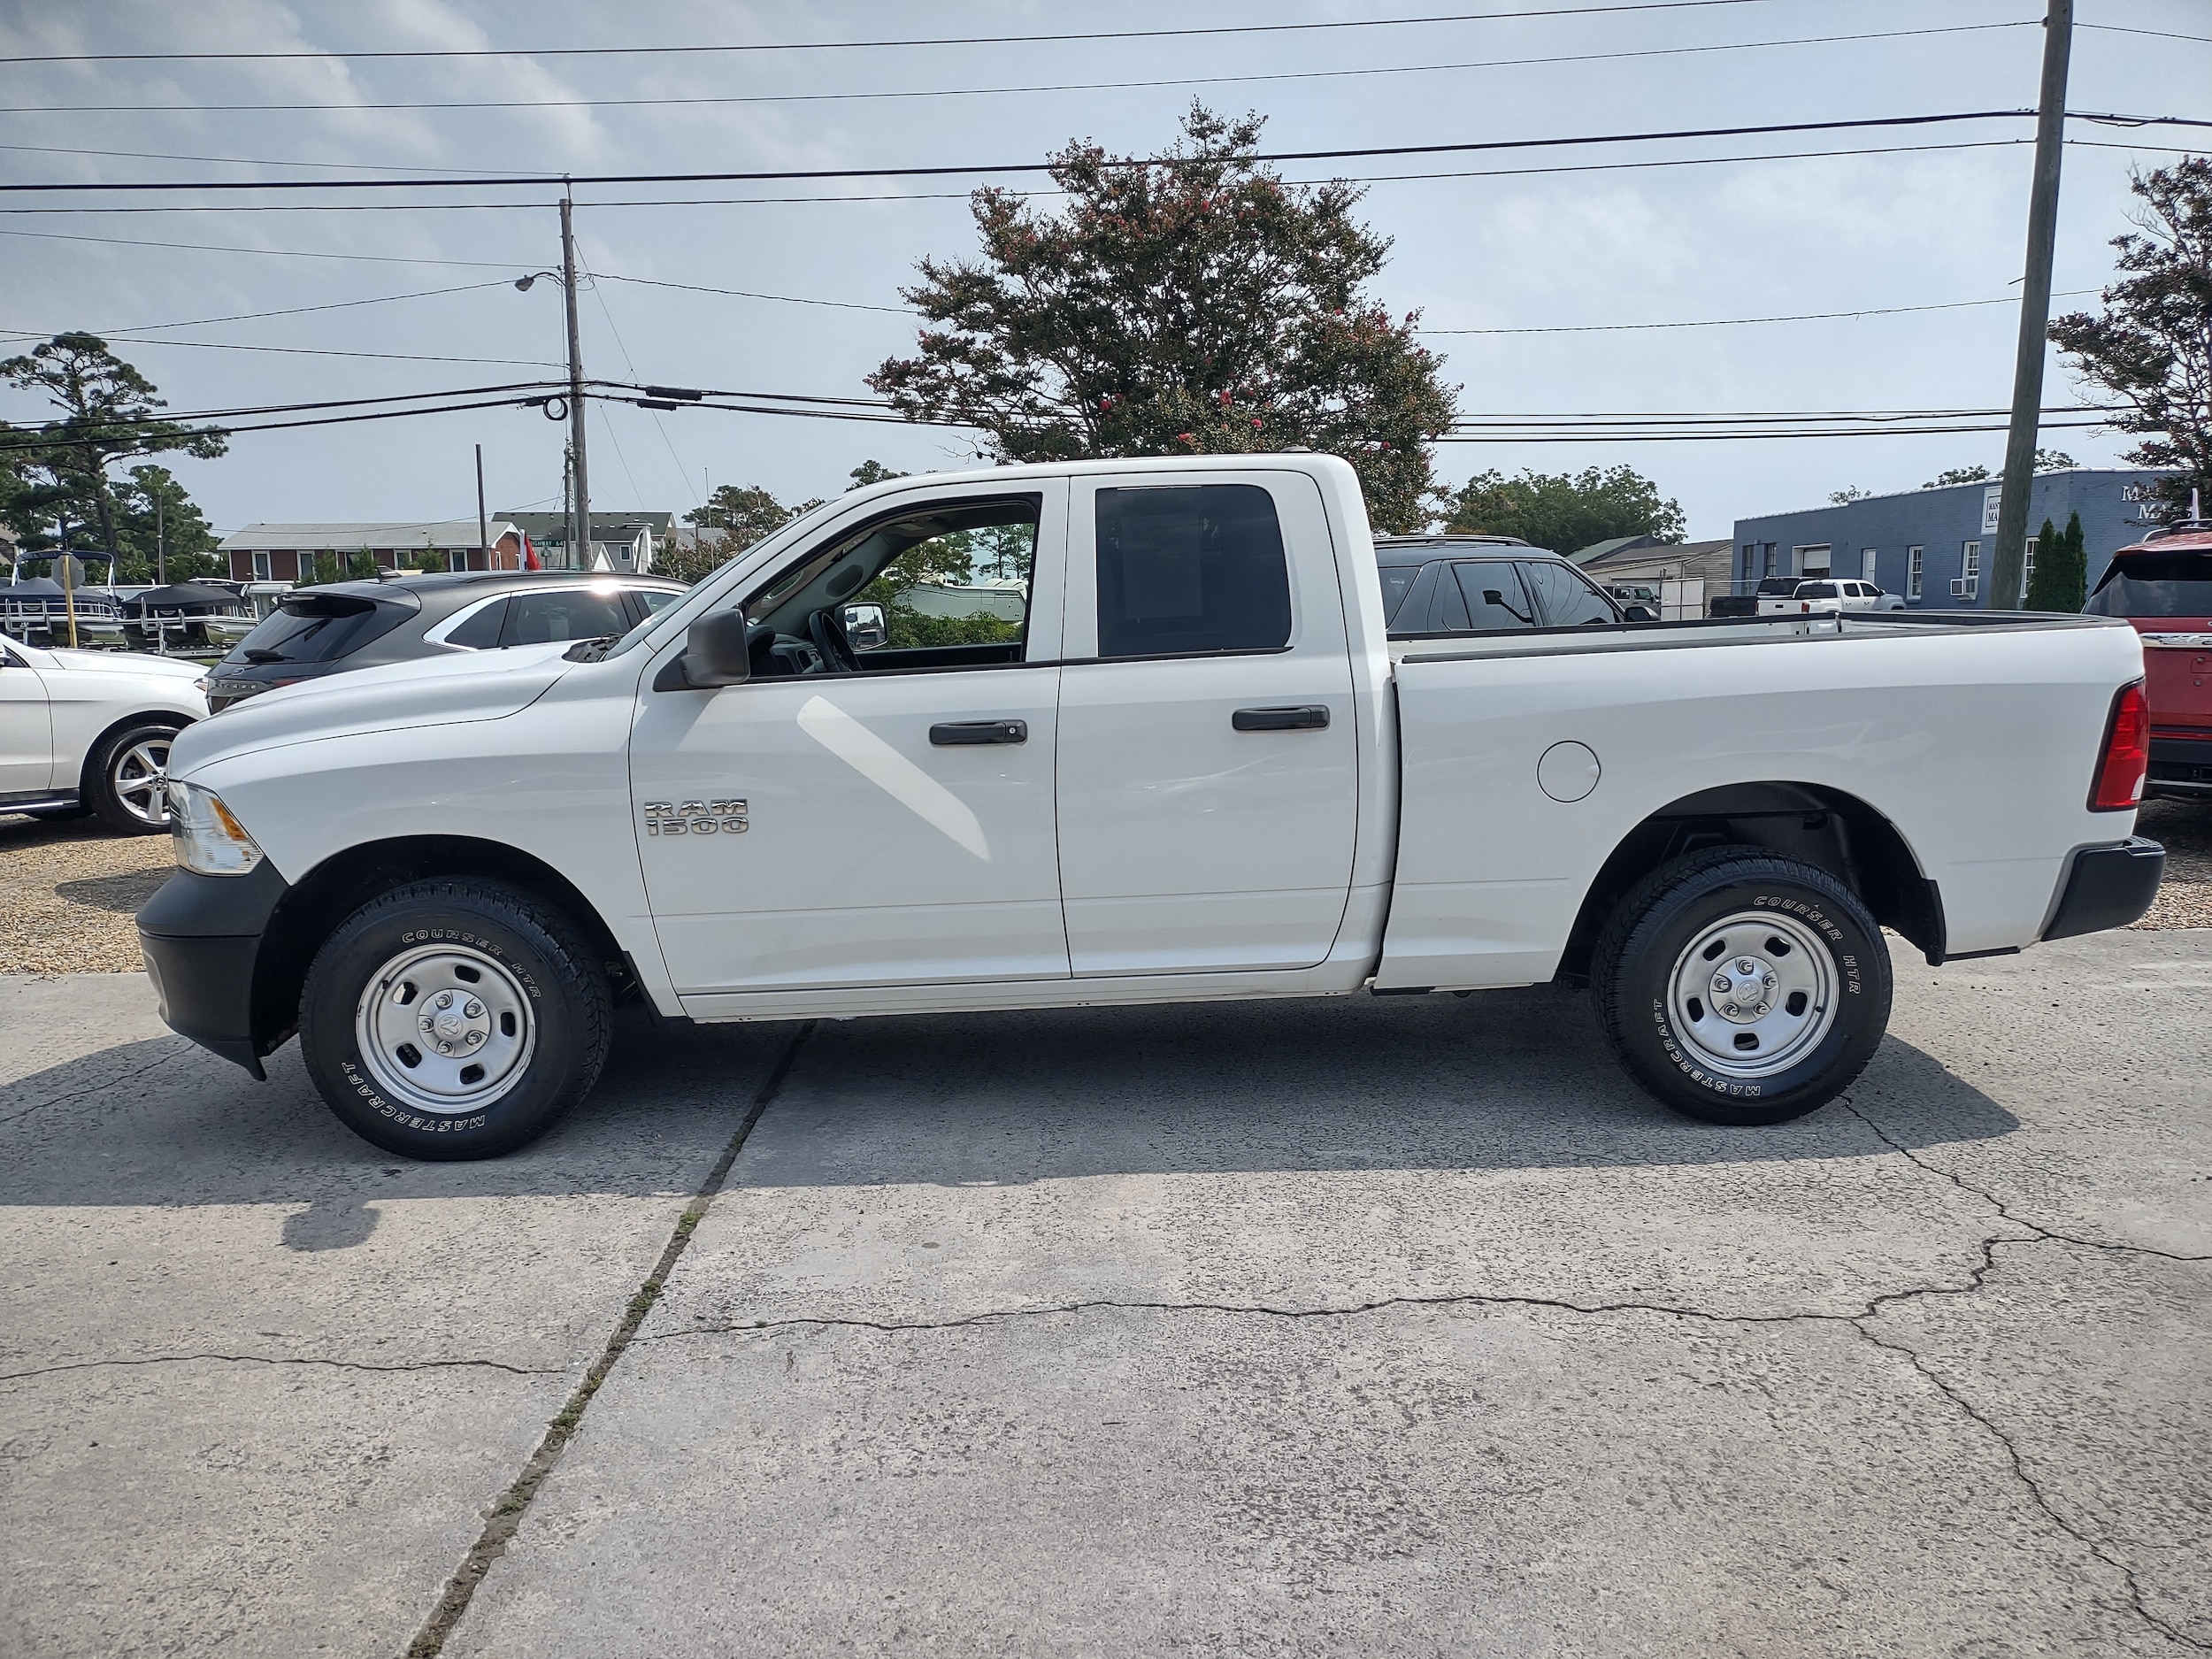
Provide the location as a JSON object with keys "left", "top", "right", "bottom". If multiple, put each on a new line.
{"left": 299, "top": 879, "right": 611, "bottom": 1160}
{"left": 1592, "top": 847, "right": 1892, "bottom": 1126}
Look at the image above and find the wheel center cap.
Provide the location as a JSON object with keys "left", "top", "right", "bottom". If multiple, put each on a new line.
{"left": 1709, "top": 956, "right": 1778, "bottom": 1024}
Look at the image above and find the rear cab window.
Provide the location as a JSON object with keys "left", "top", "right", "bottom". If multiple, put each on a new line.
{"left": 1094, "top": 482, "right": 1291, "bottom": 658}
{"left": 2086, "top": 557, "right": 2212, "bottom": 618}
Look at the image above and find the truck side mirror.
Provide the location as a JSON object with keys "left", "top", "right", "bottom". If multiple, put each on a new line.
{"left": 841, "top": 602, "right": 887, "bottom": 650}
{"left": 1623, "top": 603, "right": 1657, "bottom": 623}
{"left": 683, "top": 610, "right": 752, "bottom": 687}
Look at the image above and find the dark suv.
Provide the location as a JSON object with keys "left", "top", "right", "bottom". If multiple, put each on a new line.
{"left": 202, "top": 571, "right": 686, "bottom": 713}
{"left": 1376, "top": 534, "right": 1635, "bottom": 636}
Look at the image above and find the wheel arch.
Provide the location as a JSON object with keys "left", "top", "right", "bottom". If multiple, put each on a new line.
{"left": 251, "top": 835, "right": 636, "bottom": 1056}
{"left": 1554, "top": 781, "right": 1942, "bottom": 984}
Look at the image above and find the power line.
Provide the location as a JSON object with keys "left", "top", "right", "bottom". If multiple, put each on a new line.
{"left": 0, "top": 330, "right": 562, "bottom": 368}
{"left": 0, "top": 225, "right": 522, "bottom": 265}
{"left": 0, "top": 142, "right": 538, "bottom": 177}
{"left": 0, "top": 136, "right": 2043, "bottom": 221}
{"left": 0, "top": 111, "right": 2046, "bottom": 194}
{"left": 594, "top": 274, "right": 906, "bottom": 315}
{"left": 0, "top": 2, "right": 1793, "bottom": 65}
{"left": 2077, "top": 22, "right": 2212, "bottom": 46}
{"left": 0, "top": 22, "right": 2031, "bottom": 117}
{"left": 87, "top": 280, "right": 515, "bottom": 334}
{"left": 1420, "top": 288, "right": 2102, "bottom": 334}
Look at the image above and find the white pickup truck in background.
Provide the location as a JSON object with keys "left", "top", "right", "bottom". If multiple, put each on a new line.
{"left": 1757, "top": 578, "right": 1909, "bottom": 616}
{"left": 139, "top": 455, "right": 2162, "bottom": 1159}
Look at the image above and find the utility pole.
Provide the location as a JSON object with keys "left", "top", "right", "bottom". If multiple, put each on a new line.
{"left": 474, "top": 442, "right": 488, "bottom": 571}
{"left": 155, "top": 491, "right": 165, "bottom": 586}
{"left": 559, "top": 195, "right": 591, "bottom": 571}
{"left": 1990, "top": 0, "right": 2072, "bottom": 611}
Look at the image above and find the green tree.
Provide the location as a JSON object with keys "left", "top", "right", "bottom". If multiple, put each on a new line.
{"left": 1443, "top": 465, "right": 1685, "bottom": 554}
{"left": 869, "top": 104, "right": 1458, "bottom": 533}
{"left": 664, "top": 482, "right": 829, "bottom": 585}
{"left": 0, "top": 334, "right": 227, "bottom": 558}
{"left": 2050, "top": 157, "right": 2212, "bottom": 522}
{"left": 2024, "top": 511, "right": 2087, "bottom": 612}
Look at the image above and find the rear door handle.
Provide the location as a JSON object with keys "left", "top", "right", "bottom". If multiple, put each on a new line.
{"left": 930, "top": 718, "right": 1027, "bottom": 746}
{"left": 1232, "top": 705, "right": 1330, "bottom": 732}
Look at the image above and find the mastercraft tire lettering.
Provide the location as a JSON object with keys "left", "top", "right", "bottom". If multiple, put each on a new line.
{"left": 1592, "top": 846, "right": 1893, "bottom": 1127}
{"left": 299, "top": 879, "right": 611, "bottom": 1160}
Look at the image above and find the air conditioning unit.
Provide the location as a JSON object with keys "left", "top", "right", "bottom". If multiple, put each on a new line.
{"left": 1950, "top": 578, "right": 1977, "bottom": 598}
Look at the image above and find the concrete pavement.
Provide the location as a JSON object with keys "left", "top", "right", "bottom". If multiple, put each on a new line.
{"left": 2, "top": 933, "right": 2207, "bottom": 1655}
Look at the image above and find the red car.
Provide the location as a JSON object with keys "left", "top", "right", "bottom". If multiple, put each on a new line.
{"left": 2085, "top": 518, "right": 2212, "bottom": 800}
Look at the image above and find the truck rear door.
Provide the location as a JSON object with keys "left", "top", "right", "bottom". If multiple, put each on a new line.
{"left": 1054, "top": 472, "right": 1358, "bottom": 975}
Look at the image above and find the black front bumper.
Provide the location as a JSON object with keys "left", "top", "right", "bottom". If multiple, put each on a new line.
{"left": 136, "top": 861, "right": 292, "bottom": 1079}
{"left": 2043, "top": 837, "right": 2165, "bottom": 941}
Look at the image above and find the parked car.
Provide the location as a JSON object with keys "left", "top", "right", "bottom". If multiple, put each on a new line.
{"left": 1758, "top": 579, "right": 1908, "bottom": 617}
{"left": 1709, "top": 577, "right": 1802, "bottom": 618}
{"left": 1376, "top": 535, "right": 1651, "bottom": 634}
{"left": 2084, "top": 518, "right": 2212, "bottom": 800}
{"left": 200, "top": 572, "right": 687, "bottom": 713}
{"left": 142, "top": 454, "right": 2158, "bottom": 1160}
{"left": 0, "top": 634, "right": 206, "bottom": 833}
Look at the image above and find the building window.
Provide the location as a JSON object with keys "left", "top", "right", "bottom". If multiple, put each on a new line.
{"left": 1907, "top": 546, "right": 1923, "bottom": 599}
{"left": 251, "top": 551, "right": 272, "bottom": 582}
{"left": 1793, "top": 544, "right": 1831, "bottom": 578}
{"left": 1954, "top": 540, "right": 1981, "bottom": 600}
{"left": 2022, "top": 535, "right": 2038, "bottom": 600}
{"left": 1761, "top": 542, "right": 1778, "bottom": 579}
{"left": 1861, "top": 548, "right": 1878, "bottom": 580}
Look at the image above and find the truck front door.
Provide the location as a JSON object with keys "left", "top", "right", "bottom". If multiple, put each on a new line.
{"left": 630, "top": 484, "right": 1071, "bottom": 996}
{"left": 1054, "top": 472, "right": 1358, "bottom": 976}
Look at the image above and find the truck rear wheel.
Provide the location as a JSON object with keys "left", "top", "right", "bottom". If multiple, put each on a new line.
{"left": 299, "top": 879, "right": 611, "bottom": 1160}
{"left": 1592, "top": 846, "right": 1891, "bottom": 1126}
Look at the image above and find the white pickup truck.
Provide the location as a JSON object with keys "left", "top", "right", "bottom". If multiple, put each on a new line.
{"left": 138, "top": 456, "right": 2162, "bottom": 1159}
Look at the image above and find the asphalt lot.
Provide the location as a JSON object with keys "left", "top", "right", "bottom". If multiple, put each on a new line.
{"left": 1, "top": 931, "right": 2207, "bottom": 1656}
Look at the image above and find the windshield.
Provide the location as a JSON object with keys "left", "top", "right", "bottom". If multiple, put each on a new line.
{"left": 2085, "top": 556, "right": 2212, "bottom": 618}
{"left": 600, "top": 494, "right": 849, "bottom": 659}
{"left": 226, "top": 593, "right": 412, "bottom": 664}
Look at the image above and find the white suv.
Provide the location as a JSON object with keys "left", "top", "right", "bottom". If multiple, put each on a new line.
{"left": 0, "top": 636, "right": 208, "bottom": 833}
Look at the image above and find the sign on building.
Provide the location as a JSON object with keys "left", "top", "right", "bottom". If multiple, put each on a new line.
{"left": 1981, "top": 485, "right": 2002, "bottom": 536}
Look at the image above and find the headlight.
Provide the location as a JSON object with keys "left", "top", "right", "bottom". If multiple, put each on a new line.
{"left": 167, "top": 779, "right": 265, "bottom": 877}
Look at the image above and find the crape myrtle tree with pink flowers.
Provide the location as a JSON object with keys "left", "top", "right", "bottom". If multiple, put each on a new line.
{"left": 868, "top": 104, "right": 1459, "bottom": 533}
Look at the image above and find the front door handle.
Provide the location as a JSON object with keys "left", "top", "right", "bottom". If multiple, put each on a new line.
{"left": 1233, "top": 705, "right": 1330, "bottom": 732}
{"left": 930, "top": 718, "right": 1028, "bottom": 746}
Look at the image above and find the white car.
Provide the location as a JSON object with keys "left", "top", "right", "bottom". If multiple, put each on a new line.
{"left": 1759, "top": 579, "right": 1908, "bottom": 615}
{"left": 141, "top": 454, "right": 2158, "bottom": 1159}
{"left": 0, "top": 635, "right": 208, "bottom": 833}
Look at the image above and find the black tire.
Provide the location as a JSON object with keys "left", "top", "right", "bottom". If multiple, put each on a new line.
{"left": 1592, "top": 845, "right": 1892, "bottom": 1126}
{"left": 300, "top": 879, "right": 611, "bottom": 1160}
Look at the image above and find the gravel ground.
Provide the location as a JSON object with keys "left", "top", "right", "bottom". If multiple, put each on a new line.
{"left": 0, "top": 812, "right": 174, "bottom": 975}
{"left": 3, "top": 795, "right": 2208, "bottom": 978}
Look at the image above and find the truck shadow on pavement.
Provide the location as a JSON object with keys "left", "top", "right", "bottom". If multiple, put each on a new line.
{"left": 0, "top": 983, "right": 2018, "bottom": 1212}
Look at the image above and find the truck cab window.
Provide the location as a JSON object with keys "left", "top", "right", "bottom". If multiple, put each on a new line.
{"left": 1094, "top": 483, "right": 1291, "bottom": 658}
{"left": 740, "top": 495, "right": 1041, "bottom": 677}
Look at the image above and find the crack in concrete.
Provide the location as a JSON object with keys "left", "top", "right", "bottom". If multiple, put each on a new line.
{"left": 0, "top": 1351, "right": 560, "bottom": 1385}
{"left": 1840, "top": 1099, "right": 2212, "bottom": 1265}
{"left": 403, "top": 1021, "right": 814, "bottom": 1659}
{"left": 0, "top": 1040, "right": 197, "bottom": 1128}
{"left": 1855, "top": 1322, "right": 2212, "bottom": 1653}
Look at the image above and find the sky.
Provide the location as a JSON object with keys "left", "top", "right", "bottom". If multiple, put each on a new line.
{"left": 0, "top": 0, "right": 2206, "bottom": 544}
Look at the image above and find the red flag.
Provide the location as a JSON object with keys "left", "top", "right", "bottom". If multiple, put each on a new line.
{"left": 520, "top": 534, "right": 542, "bottom": 572}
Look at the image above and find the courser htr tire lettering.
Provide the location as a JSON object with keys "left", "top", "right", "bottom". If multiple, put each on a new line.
{"left": 299, "top": 879, "right": 611, "bottom": 1160}
{"left": 1591, "top": 845, "right": 1893, "bottom": 1126}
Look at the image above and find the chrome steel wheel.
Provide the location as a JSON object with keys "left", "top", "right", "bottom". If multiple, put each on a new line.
{"left": 354, "top": 943, "right": 536, "bottom": 1117}
{"left": 1664, "top": 909, "right": 1838, "bottom": 1080}
{"left": 110, "top": 734, "right": 173, "bottom": 826}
